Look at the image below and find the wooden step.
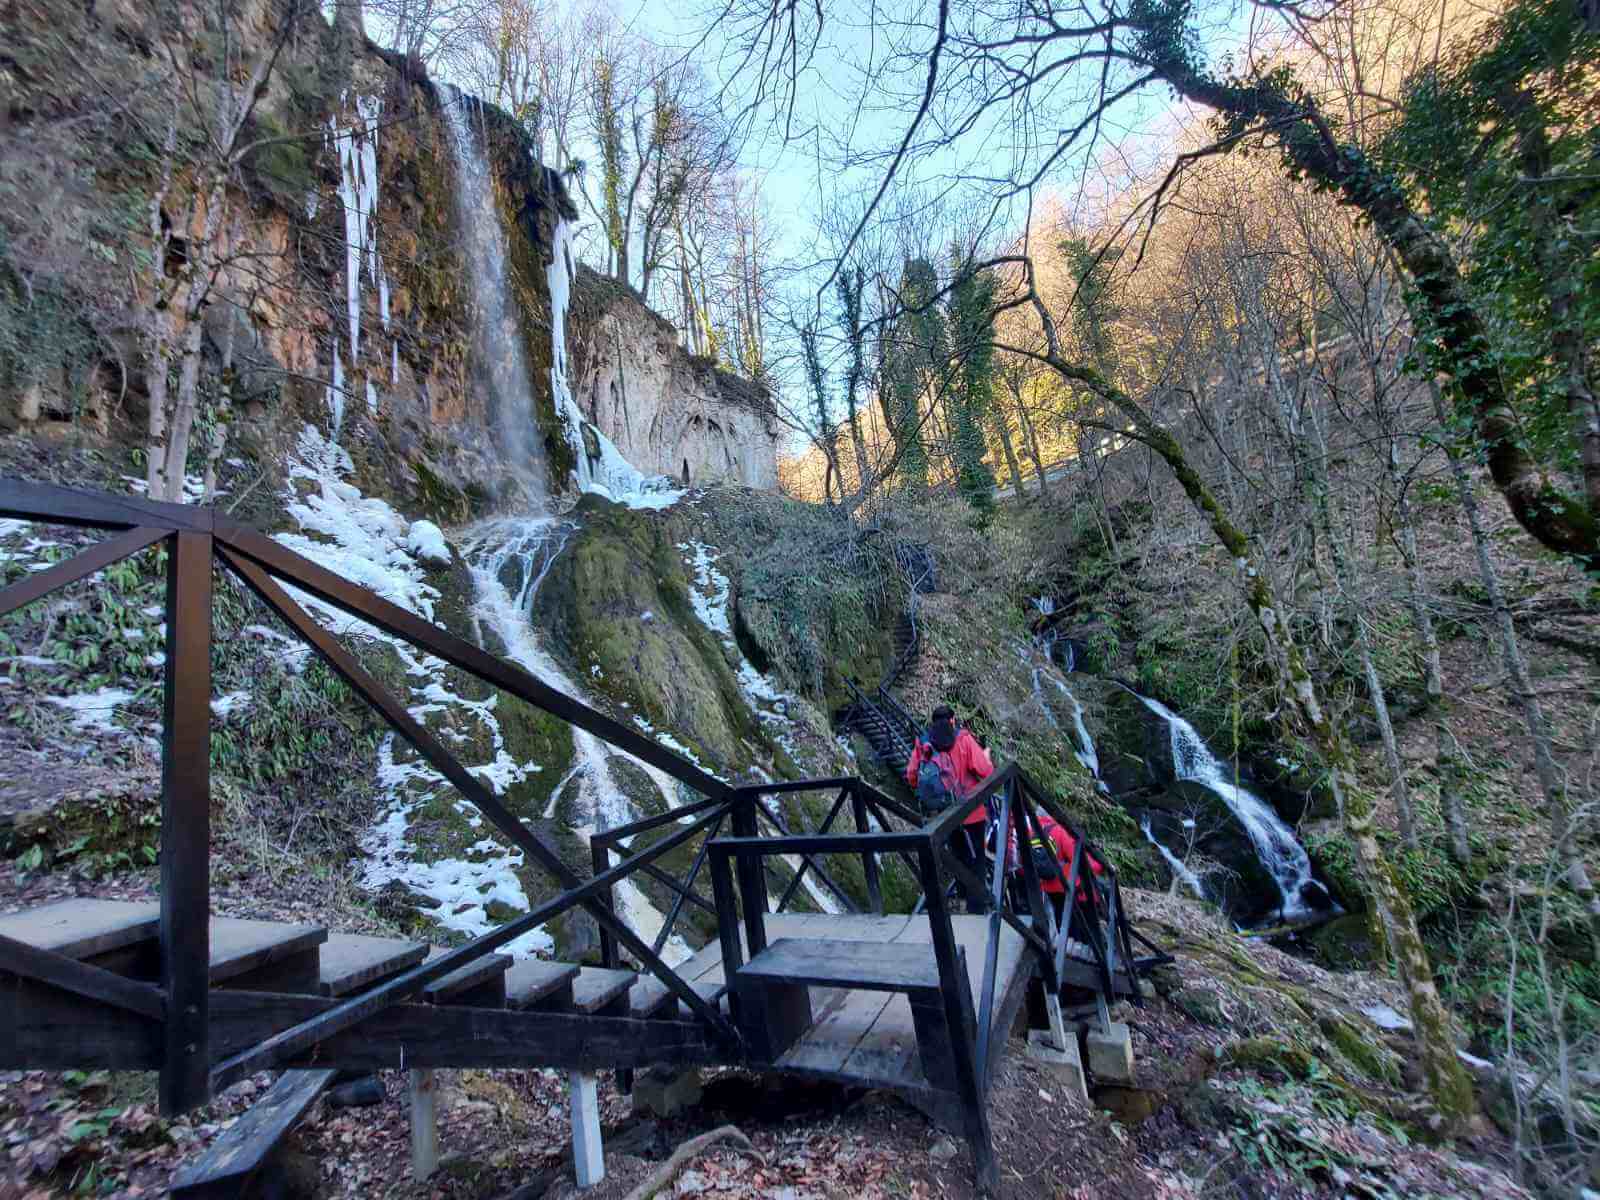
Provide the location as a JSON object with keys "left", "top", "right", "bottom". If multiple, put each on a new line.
{"left": 0, "top": 898, "right": 159, "bottom": 961}
{"left": 675, "top": 980, "right": 729, "bottom": 1022}
{"left": 421, "top": 949, "right": 512, "bottom": 1007}
{"left": 571, "top": 967, "right": 635, "bottom": 1016}
{"left": 170, "top": 1068, "right": 336, "bottom": 1199}
{"left": 209, "top": 918, "right": 327, "bottom": 992}
{"left": 628, "top": 975, "right": 679, "bottom": 1020}
{"left": 504, "top": 960, "right": 580, "bottom": 1012}
{"left": 317, "top": 933, "right": 428, "bottom": 998}
{"left": 738, "top": 937, "right": 942, "bottom": 994}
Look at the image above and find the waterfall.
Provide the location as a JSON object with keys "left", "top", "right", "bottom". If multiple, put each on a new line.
{"left": 465, "top": 518, "right": 691, "bottom": 964}
{"left": 443, "top": 91, "right": 694, "bottom": 961}
{"left": 545, "top": 220, "right": 682, "bottom": 506}
{"left": 1141, "top": 815, "right": 1207, "bottom": 901}
{"left": 444, "top": 89, "right": 549, "bottom": 499}
{"left": 1028, "top": 663, "right": 1105, "bottom": 791}
{"left": 1133, "top": 693, "right": 1322, "bottom": 921}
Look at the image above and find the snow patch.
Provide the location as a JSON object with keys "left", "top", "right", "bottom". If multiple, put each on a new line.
{"left": 406, "top": 520, "right": 452, "bottom": 567}
{"left": 48, "top": 687, "right": 135, "bottom": 734}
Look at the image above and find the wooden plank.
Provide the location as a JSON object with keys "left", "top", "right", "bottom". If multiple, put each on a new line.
{"left": 572, "top": 967, "right": 635, "bottom": 1015}
{"left": 318, "top": 933, "right": 428, "bottom": 997}
{"left": 629, "top": 977, "right": 679, "bottom": 1019}
{"left": 674, "top": 981, "right": 727, "bottom": 1022}
{"left": 0, "top": 526, "right": 168, "bottom": 620}
{"left": 505, "top": 960, "right": 580, "bottom": 1011}
{"left": 169, "top": 1068, "right": 336, "bottom": 1199}
{"left": 839, "top": 992, "right": 922, "bottom": 1087}
{"left": 774, "top": 985, "right": 890, "bottom": 1076}
{"left": 0, "top": 899, "right": 160, "bottom": 960}
{"left": 161, "top": 529, "right": 212, "bottom": 1116}
{"left": 0, "top": 477, "right": 214, "bottom": 532}
{"left": 206, "top": 991, "right": 723, "bottom": 1072}
{"left": 739, "top": 938, "right": 942, "bottom": 992}
{"left": 0, "top": 973, "right": 163, "bottom": 1070}
{"left": 0, "top": 933, "right": 164, "bottom": 1020}
{"left": 209, "top": 918, "right": 327, "bottom": 986}
{"left": 420, "top": 949, "right": 511, "bottom": 1005}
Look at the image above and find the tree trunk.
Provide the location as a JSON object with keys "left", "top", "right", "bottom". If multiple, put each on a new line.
{"left": 1435, "top": 721, "right": 1473, "bottom": 868}
{"left": 1033, "top": 342, "right": 1474, "bottom": 1122}
{"left": 1431, "top": 383, "right": 1600, "bottom": 962}
{"left": 1355, "top": 609, "right": 1418, "bottom": 849}
{"left": 1389, "top": 440, "right": 1444, "bottom": 703}
{"left": 162, "top": 177, "right": 227, "bottom": 503}
{"left": 1145, "top": 49, "right": 1599, "bottom": 574}
{"left": 992, "top": 405, "right": 1024, "bottom": 496}
{"left": 204, "top": 311, "right": 237, "bottom": 505}
{"left": 1012, "top": 388, "right": 1049, "bottom": 497}
{"left": 1310, "top": 415, "right": 1420, "bottom": 852}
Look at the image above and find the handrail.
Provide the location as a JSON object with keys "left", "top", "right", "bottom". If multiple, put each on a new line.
{"left": 0, "top": 478, "right": 748, "bottom": 1110}
{"left": 0, "top": 478, "right": 1143, "bottom": 1131}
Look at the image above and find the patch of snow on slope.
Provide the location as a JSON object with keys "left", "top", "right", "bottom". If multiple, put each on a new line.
{"left": 273, "top": 424, "right": 555, "bottom": 957}
{"left": 406, "top": 520, "right": 451, "bottom": 566}
{"left": 679, "top": 540, "right": 801, "bottom": 752}
{"left": 48, "top": 688, "right": 135, "bottom": 734}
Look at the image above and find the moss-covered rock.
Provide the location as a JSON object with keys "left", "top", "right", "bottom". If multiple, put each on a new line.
{"left": 541, "top": 495, "right": 766, "bottom": 774}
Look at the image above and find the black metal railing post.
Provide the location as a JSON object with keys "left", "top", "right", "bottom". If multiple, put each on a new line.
{"left": 849, "top": 783, "right": 883, "bottom": 915}
{"left": 916, "top": 837, "right": 996, "bottom": 1192}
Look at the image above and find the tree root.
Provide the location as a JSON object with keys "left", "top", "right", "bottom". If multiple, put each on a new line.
{"left": 622, "top": 1124, "right": 761, "bottom": 1200}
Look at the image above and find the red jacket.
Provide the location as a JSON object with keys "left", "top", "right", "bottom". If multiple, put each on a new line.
{"left": 906, "top": 729, "right": 994, "bottom": 827}
{"left": 1035, "top": 814, "right": 1104, "bottom": 898}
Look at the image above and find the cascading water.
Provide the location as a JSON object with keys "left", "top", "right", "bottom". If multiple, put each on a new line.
{"left": 466, "top": 518, "right": 691, "bottom": 962}
{"left": 444, "top": 89, "right": 549, "bottom": 499}
{"left": 1141, "top": 814, "right": 1208, "bottom": 900}
{"left": 1133, "top": 693, "right": 1324, "bottom": 921}
{"left": 1027, "top": 651, "right": 1209, "bottom": 901}
{"left": 442, "top": 90, "right": 696, "bottom": 959}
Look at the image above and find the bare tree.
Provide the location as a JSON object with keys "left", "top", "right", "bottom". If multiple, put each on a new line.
{"left": 142, "top": 0, "right": 312, "bottom": 503}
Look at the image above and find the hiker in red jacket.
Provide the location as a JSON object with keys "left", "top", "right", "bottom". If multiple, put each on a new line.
{"left": 906, "top": 705, "right": 994, "bottom": 910}
{"left": 1029, "top": 811, "right": 1105, "bottom": 935}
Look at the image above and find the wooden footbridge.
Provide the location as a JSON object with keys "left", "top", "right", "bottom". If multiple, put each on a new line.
{"left": 0, "top": 480, "right": 1160, "bottom": 1194}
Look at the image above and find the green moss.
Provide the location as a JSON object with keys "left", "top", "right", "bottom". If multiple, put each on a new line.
{"left": 542, "top": 497, "right": 766, "bottom": 774}
{"left": 412, "top": 458, "right": 472, "bottom": 525}
{"left": 1318, "top": 1013, "right": 1404, "bottom": 1085}
{"left": 1226, "top": 1037, "right": 1319, "bottom": 1081}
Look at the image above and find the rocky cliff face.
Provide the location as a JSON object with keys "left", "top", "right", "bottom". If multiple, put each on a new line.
{"left": 567, "top": 270, "right": 780, "bottom": 489}
{"left": 0, "top": 0, "right": 770, "bottom": 514}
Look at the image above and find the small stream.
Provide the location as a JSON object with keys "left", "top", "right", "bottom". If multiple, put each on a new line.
{"left": 1028, "top": 603, "right": 1333, "bottom": 927}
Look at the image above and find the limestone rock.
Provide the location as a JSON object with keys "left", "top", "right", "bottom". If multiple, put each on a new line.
{"left": 568, "top": 269, "right": 779, "bottom": 489}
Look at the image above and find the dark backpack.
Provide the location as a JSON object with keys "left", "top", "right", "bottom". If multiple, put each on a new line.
{"left": 915, "top": 749, "right": 959, "bottom": 814}
{"left": 1028, "top": 834, "right": 1062, "bottom": 881}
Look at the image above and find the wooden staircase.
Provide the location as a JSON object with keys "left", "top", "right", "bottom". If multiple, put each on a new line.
{"left": 0, "top": 481, "right": 1160, "bottom": 1196}
{"left": 0, "top": 898, "right": 728, "bottom": 1196}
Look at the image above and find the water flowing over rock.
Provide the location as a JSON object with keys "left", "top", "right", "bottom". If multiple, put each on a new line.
{"left": 1133, "top": 693, "right": 1329, "bottom": 922}
{"left": 443, "top": 90, "right": 551, "bottom": 500}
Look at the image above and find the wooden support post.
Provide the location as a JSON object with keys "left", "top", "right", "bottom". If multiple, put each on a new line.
{"left": 729, "top": 794, "right": 767, "bottom": 960}
{"left": 160, "top": 530, "right": 213, "bottom": 1116}
{"left": 409, "top": 1068, "right": 438, "bottom": 1181}
{"left": 918, "top": 843, "right": 996, "bottom": 1194}
{"left": 570, "top": 1071, "right": 604, "bottom": 1188}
